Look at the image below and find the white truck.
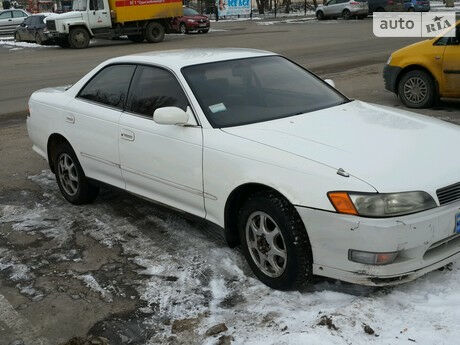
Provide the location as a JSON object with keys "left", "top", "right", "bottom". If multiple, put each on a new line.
{"left": 45, "top": 0, "right": 182, "bottom": 48}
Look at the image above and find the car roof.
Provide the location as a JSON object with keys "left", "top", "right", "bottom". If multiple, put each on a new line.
{"left": 107, "top": 48, "right": 276, "bottom": 69}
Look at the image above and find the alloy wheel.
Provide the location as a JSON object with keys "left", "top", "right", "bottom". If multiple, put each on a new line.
{"left": 245, "top": 211, "right": 287, "bottom": 278}
{"left": 403, "top": 77, "right": 428, "bottom": 104}
{"left": 58, "top": 153, "right": 79, "bottom": 196}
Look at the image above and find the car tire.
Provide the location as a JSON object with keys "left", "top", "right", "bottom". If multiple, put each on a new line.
{"left": 179, "top": 23, "right": 188, "bottom": 34}
{"left": 53, "top": 142, "right": 99, "bottom": 205}
{"left": 238, "top": 191, "right": 313, "bottom": 291}
{"left": 398, "top": 69, "right": 436, "bottom": 108}
{"left": 200, "top": 28, "right": 209, "bottom": 33}
{"left": 35, "top": 32, "right": 43, "bottom": 45}
{"left": 128, "top": 34, "right": 144, "bottom": 43}
{"left": 145, "top": 22, "right": 165, "bottom": 43}
{"left": 342, "top": 9, "right": 351, "bottom": 20}
{"left": 69, "top": 27, "right": 90, "bottom": 49}
{"left": 316, "top": 11, "right": 325, "bottom": 20}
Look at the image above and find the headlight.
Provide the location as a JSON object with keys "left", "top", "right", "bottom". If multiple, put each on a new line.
{"left": 328, "top": 191, "right": 437, "bottom": 217}
{"left": 187, "top": 19, "right": 195, "bottom": 23}
{"left": 386, "top": 55, "right": 392, "bottom": 65}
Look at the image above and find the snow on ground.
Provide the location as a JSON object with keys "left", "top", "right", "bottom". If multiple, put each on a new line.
{"left": 1, "top": 170, "right": 460, "bottom": 344}
{"left": 0, "top": 37, "right": 52, "bottom": 50}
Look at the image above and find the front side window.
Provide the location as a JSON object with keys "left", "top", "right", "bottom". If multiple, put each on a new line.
{"left": 73, "top": 0, "right": 88, "bottom": 11}
{"left": 90, "top": 0, "right": 104, "bottom": 10}
{"left": 12, "top": 10, "right": 27, "bottom": 18}
{"left": 182, "top": 56, "right": 348, "bottom": 128}
{"left": 126, "top": 66, "right": 188, "bottom": 117}
{"left": 23, "top": 16, "right": 33, "bottom": 26}
{"left": 78, "top": 64, "right": 136, "bottom": 109}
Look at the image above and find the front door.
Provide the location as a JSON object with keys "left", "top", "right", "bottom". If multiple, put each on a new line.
{"left": 66, "top": 64, "right": 136, "bottom": 189}
{"left": 119, "top": 65, "right": 205, "bottom": 218}
{"left": 442, "top": 25, "right": 460, "bottom": 97}
{"left": 88, "top": 0, "right": 111, "bottom": 30}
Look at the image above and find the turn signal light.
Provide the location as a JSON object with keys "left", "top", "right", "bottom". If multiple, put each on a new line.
{"left": 349, "top": 250, "right": 398, "bottom": 265}
{"left": 328, "top": 192, "right": 358, "bottom": 215}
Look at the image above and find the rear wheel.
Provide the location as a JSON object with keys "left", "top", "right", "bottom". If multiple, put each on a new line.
{"left": 69, "top": 27, "right": 90, "bottom": 49}
{"left": 128, "top": 34, "right": 144, "bottom": 43}
{"left": 145, "top": 22, "right": 165, "bottom": 43}
{"left": 342, "top": 9, "right": 351, "bottom": 20}
{"left": 54, "top": 142, "right": 99, "bottom": 205}
{"left": 200, "top": 28, "right": 209, "bottom": 34}
{"left": 238, "top": 191, "right": 313, "bottom": 291}
{"left": 398, "top": 69, "right": 436, "bottom": 108}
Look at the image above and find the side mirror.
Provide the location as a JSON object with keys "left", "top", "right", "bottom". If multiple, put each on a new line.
{"left": 324, "top": 79, "right": 336, "bottom": 88}
{"left": 153, "top": 106, "right": 189, "bottom": 125}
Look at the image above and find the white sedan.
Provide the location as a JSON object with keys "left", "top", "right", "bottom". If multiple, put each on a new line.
{"left": 27, "top": 49, "right": 460, "bottom": 290}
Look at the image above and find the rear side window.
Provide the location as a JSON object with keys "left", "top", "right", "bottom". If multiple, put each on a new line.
{"left": 78, "top": 64, "right": 136, "bottom": 109}
{"left": 23, "top": 16, "right": 33, "bottom": 25}
{"left": 0, "top": 11, "right": 12, "bottom": 19}
{"left": 126, "top": 66, "right": 188, "bottom": 117}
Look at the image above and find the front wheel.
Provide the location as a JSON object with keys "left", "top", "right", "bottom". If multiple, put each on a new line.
{"left": 69, "top": 27, "right": 90, "bottom": 49}
{"left": 398, "top": 70, "right": 436, "bottom": 108}
{"left": 54, "top": 142, "right": 99, "bottom": 205}
{"left": 145, "top": 22, "right": 165, "bottom": 43}
{"left": 35, "top": 32, "right": 43, "bottom": 45}
{"left": 238, "top": 192, "right": 313, "bottom": 290}
{"left": 316, "top": 10, "right": 325, "bottom": 20}
{"left": 179, "top": 23, "right": 188, "bottom": 34}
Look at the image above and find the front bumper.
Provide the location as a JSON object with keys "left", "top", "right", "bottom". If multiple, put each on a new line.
{"left": 187, "top": 22, "right": 210, "bottom": 31}
{"left": 383, "top": 64, "right": 402, "bottom": 93}
{"left": 296, "top": 199, "right": 460, "bottom": 286}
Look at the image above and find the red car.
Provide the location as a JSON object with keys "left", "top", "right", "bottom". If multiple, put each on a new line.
{"left": 171, "top": 7, "right": 210, "bottom": 34}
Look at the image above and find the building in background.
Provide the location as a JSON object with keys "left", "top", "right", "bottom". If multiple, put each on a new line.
{"left": 26, "top": 0, "right": 72, "bottom": 12}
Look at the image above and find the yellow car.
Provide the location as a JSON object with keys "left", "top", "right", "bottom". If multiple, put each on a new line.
{"left": 384, "top": 21, "right": 460, "bottom": 108}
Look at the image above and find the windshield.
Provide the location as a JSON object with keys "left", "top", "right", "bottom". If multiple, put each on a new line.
{"left": 183, "top": 8, "right": 199, "bottom": 16}
{"left": 182, "top": 56, "right": 349, "bottom": 128}
{"left": 73, "top": 0, "right": 87, "bottom": 11}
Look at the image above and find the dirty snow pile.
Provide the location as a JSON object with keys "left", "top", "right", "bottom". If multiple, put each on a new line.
{"left": 1, "top": 170, "right": 460, "bottom": 344}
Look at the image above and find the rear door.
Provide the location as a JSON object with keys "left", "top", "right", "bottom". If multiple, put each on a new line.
{"left": 442, "top": 26, "right": 460, "bottom": 97}
{"left": 66, "top": 64, "right": 136, "bottom": 189}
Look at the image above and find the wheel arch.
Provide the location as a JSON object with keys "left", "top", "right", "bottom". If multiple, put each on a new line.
{"left": 223, "top": 183, "right": 301, "bottom": 248}
{"left": 68, "top": 24, "right": 93, "bottom": 37}
{"left": 395, "top": 64, "right": 439, "bottom": 97}
{"left": 47, "top": 133, "right": 74, "bottom": 174}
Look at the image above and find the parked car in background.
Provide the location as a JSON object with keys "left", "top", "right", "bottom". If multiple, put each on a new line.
{"left": 171, "top": 7, "right": 210, "bottom": 34}
{"left": 367, "top": 0, "right": 404, "bottom": 13}
{"left": 316, "top": 0, "right": 369, "bottom": 20}
{"left": 14, "top": 13, "right": 53, "bottom": 44}
{"left": 403, "top": 0, "right": 430, "bottom": 11}
{"left": 27, "top": 48, "right": 460, "bottom": 290}
{"left": 0, "top": 8, "right": 28, "bottom": 35}
{"left": 384, "top": 21, "right": 460, "bottom": 108}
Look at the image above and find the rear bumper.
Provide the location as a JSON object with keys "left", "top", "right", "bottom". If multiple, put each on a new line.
{"left": 350, "top": 8, "right": 369, "bottom": 15}
{"left": 296, "top": 199, "right": 460, "bottom": 286}
{"left": 383, "top": 64, "right": 402, "bottom": 93}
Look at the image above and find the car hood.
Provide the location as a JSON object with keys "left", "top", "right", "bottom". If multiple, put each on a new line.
{"left": 222, "top": 100, "right": 460, "bottom": 196}
{"left": 47, "top": 11, "right": 83, "bottom": 21}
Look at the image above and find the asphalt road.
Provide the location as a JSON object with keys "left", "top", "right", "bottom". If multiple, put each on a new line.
{"left": 0, "top": 17, "right": 422, "bottom": 117}
{"left": 1, "top": 17, "right": 459, "bottom": 345}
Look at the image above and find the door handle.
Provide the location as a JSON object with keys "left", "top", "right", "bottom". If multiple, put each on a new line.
{"left": 121, "top": 129, "right": 135, "bottom": 141}
{"left": 65, "top": 115, "right": 75, "bottom": 124}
